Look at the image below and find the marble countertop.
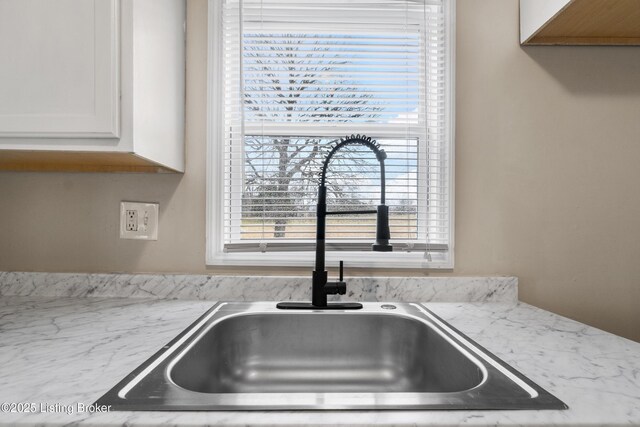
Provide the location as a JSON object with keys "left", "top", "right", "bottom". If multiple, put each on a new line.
{"left": 0, "top": 296, "right": 639, "bottom": 426}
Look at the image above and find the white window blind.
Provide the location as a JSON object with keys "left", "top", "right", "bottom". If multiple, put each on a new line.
{"left": 212, "top": 0, "right": 453, "bottom": 266}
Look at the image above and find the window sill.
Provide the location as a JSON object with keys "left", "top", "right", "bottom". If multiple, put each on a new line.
{"left": 207, "top": 250, "right": 452, "bottom": 269}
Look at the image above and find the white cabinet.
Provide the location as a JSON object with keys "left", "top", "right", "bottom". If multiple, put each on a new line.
{"left": 0, "top": 0, "right": 119, "bottom": 138}
{"left": 520, "top": 0, "right": 640, "bottom": 46}
{"left": 0, "top": 0, "right": 185, "bottom": 173}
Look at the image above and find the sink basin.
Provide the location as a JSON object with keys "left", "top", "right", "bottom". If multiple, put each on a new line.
{"left": 171, "top": 312, "right": 483, "bottom": 394}
{"left": 96, "top": 302, "right": 567, "bottom": 411}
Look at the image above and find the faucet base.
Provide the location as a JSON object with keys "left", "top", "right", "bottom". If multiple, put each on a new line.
{"left": 276, "top": 302, "right": 363, "bottom": 310}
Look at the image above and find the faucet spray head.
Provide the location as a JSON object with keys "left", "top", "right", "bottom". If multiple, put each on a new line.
{"left": 373, "top": 204, "right": 393, "bottom": 252}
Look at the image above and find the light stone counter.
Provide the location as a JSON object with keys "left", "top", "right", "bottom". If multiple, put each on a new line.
{"left": 0, "top": 272, "right": 518, "bottom": 303}
{"left": 0, "top": 294, "right": 639, "bottom": 426}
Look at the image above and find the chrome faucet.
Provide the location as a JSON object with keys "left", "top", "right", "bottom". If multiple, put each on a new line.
{"left": 277, "top": 135, "right": 392, "bottom": 310}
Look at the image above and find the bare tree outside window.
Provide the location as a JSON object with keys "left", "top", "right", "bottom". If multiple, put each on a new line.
{"left": 241, "top": 35, "right": 386, "bottom": 238}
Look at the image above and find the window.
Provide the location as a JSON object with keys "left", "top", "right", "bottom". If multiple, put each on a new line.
{"left": 207, "top": 0, "right": 455, "bottom": 268}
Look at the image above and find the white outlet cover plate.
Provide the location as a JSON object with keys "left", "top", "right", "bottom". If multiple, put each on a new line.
{"left": 120, "top": 202, "right": 159, "bottom": 240}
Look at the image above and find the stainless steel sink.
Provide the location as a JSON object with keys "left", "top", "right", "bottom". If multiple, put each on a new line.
{"left": 96, "top": 302, "right": 567, "bottom": 411}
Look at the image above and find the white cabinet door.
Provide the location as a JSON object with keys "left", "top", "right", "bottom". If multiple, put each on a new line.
{"left": 0, "top": 0, "right": 119, "bottom": 138}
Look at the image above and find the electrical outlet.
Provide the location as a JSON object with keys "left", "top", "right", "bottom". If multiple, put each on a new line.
{"left": 125, "top": 210, "right": 138, "bottom": 231}
{"left": 120, "top": 202, "right": 159, "bottom": 240}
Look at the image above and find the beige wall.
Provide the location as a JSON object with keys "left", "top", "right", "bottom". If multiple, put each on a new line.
{"left": 1, "top": 0, "right": 639, "bottom": 342}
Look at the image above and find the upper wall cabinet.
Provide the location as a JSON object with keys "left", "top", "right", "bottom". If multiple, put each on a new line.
{"left": 0, "top": 0, "right": 119, "bottom": 138}
{"left": 0, "top": 0, "right": 186, "bottom": 173}
{"left": 520, "top": 0, "right": 640, "bottom": 45}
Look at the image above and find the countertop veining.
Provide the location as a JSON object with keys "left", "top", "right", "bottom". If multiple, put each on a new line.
{"left": 0, "top": 272, "right": 518, "bottom": 303}
{"left": 0, "top": 295, "right": 639, "bottom": 426}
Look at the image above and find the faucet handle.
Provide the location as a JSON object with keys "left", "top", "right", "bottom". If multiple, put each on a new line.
{"left": 324, "top": 261, "right": 346, "bottom": 295}
{"left": 324, "top": 280, "right": 346, "bottom": 295}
